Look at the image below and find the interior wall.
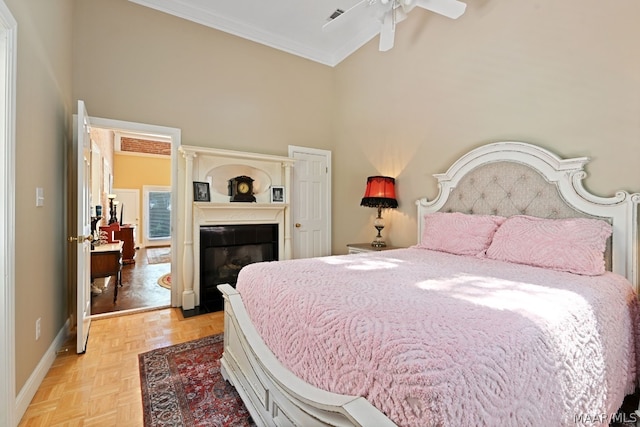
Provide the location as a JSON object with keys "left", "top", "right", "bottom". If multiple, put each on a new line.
{"left": 113, "top": 153, "right": 171, "bottom": 245}
{"left": 5, "top": 0, "right": 73, "bottom": 394}
{"left": 72, "top": 0, "right": 335, "bottom": 304}
{"left": 71, "top": 0, "right": 335, "bottom": 155}
{"left": 7, "top": 0, "right": 640, "bottom": 412}
{"left": 74, "top": 0, "right": 640, "bottom": 257}
{"left": 333, "top": 0, "right": 640, "bottom": 251}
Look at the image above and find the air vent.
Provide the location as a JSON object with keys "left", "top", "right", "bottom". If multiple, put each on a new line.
{"left": 328, "top": 9, "right": 345, "bottom": 20}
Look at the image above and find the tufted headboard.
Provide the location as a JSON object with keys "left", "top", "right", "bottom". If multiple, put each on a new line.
{"left": 416, "top": 142, "right": 640, "bottom": 291}
{"left": 439, "top": 162, "right": 595, "bottom": 219}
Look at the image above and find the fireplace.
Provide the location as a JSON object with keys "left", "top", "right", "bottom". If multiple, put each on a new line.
{"left": 178, "top": 145, "right": 293, "bottom": 311}
{"left": 200, "top": 224, "right": 278, "bottom": 312}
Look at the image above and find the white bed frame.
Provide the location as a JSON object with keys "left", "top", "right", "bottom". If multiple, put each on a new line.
{"left": 218, "top": 141, "right": 639, "bottom": 426}
{"left": 417, "top": 141, "right": 639, "bottom": 292}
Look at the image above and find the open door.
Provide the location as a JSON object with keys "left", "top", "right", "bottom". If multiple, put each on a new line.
{"left": 69, "top": 100, "right": 93, "bottom": 353}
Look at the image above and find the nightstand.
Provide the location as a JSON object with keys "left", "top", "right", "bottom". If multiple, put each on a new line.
{"left": 347, "top": 243, "right": 403, "bottom": 254}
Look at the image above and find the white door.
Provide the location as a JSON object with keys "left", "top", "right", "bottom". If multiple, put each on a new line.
{"left": 113, "top": 188, "right": 140, "bottom": 247}
{"left": 288, "top": 146, "right": 331, "bottom": 258}
{"left": 71, "top": 100, "right": 93, "bottom": 353}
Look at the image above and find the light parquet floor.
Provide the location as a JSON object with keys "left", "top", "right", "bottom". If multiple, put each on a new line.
{"left": 18, "top": 308, "right": 224, "bottom": 427}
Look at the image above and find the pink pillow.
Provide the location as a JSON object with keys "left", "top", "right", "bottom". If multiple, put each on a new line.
{"left": 485, "top": 215, "right": 612, "bottom": 275}
{"left": 415, "top": 212, "right": 506, "bottom": 256}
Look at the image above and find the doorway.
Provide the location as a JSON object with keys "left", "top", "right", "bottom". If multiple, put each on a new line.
{"left": 87, "top": 117, "right": 180, "bottom": 317}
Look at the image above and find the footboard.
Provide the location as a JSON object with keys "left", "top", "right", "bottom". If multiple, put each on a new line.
{"left": 217, "top": 284, "right": 395, "bottom": 427}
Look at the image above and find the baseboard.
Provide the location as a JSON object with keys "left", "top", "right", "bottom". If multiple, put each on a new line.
{"left": 14, "top": 318, "right": 70, "bottom": 424}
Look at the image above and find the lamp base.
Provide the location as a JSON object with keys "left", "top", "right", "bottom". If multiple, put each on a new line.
{"left": 371, "top": 239, "right": 387, "bottom": 248}
{"left": 372, "top": 220, "right": 386, "bottom": 247}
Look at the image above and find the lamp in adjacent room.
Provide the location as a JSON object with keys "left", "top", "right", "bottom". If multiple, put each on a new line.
{"left": 107, "top": 194, "right": 118, "bottom": 224}
{"left": 360, "top": 176, "right": 398, "bottom": 247}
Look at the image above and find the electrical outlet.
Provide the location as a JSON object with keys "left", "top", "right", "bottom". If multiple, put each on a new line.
{"left": 35, "top": 318, "right": 41, "bottom": 341}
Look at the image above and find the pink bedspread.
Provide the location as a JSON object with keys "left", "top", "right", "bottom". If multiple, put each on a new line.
{"left": 235, "top": 248, "right": 639, "bottom": 426}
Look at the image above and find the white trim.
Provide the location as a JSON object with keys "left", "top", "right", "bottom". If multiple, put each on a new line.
{"left": 88, "top": 117, "right": 181, "bottom": 307}
{"left": 89, "top": 304, "right": 171, "bottom": 320}
{"left": 181, "top": 144, "right": 296, "bottom": 165}
{"left": 114, "top": 150, "right": 169, "bottom": 160}
{"left": 127, "top": 0, "right": 379, "bottom": 67}
{"left": 14, "top": 320, "right": 69, "bottom": 422}
{"left": 114, "top": 129, "right": 172, "bottom": 148}
{"left": 0, "top": 1, "right": 16, "bottom": 425}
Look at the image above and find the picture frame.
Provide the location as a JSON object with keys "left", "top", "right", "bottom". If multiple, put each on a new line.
{"left": 270, "top": 185, "right": 285, "bottom": 203}
{"left": 193, "top": 181, "right": 210, "bottom": 202}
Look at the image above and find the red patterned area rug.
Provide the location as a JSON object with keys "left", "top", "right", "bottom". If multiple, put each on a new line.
{"left": 139, "top": 334, "right": 255, "bottom": 427}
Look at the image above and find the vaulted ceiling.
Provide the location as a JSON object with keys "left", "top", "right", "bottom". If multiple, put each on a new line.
{"left": 129, "top": 0, "right": 404, "bottom": 67}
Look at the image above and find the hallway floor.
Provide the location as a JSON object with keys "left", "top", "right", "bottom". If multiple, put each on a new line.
{"left": 90, "top": 246, "right": 171, "bottom": 315}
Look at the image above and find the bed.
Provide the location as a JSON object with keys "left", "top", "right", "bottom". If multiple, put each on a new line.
{"left": 217, "top": 141, "right": 640, "bottom": 426}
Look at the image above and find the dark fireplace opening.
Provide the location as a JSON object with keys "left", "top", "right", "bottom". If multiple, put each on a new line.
{"left": 200, "top": 224, "right": 278, "bottom": 312}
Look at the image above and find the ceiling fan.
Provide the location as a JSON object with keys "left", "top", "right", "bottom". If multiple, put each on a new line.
{"left": 324, "top": 0, "right": 466, "bottom": 52}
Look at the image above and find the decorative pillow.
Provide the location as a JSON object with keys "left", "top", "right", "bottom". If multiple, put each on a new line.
{"left": 415, "top": 212, "right": 506, "bottom": 256}
{"left": 485, "top": 215, "right": 612, "bottom": 275}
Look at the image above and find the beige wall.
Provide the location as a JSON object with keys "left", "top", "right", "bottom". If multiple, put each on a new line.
{"left": 333, "top": 0, "right": 640, "bottom": 250}
{"left": 71, "top": 0, "right": 335, "bottom": 155}
{"left": 113, "top": 153, "right": 171, "bottom": 242}
{"left": 9, "top": 0, "right": 640, "bottom": 410}
{"left": 71, "top": 0, "right": 335, "bottom": 313}
{"left": 6, "top": 0, "right": 73, "bottom": 393}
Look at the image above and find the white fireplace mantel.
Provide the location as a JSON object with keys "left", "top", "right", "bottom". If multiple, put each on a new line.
{"left": 178, "top": 145, "right": 295, "bottom": 310}
{"left": 194, "top": 203, "right": 287, "bottom": 224}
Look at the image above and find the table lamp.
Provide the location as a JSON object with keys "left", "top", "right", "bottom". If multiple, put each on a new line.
{"left": 360, "top": 176, "right": 398, "bottom": 247}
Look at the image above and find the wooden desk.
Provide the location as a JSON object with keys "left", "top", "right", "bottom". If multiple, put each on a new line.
{"left": 91, "top": 242, "right": 123, "bottom": 303}
{"left": 114, "top": 225, "right": 136, "bottom": 264}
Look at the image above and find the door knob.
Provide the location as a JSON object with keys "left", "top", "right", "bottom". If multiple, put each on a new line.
{"left": 68, "top": 234, "right": 94, "bottom": 243}
{"left": 295, "top": 223, "right": 301, "bottom": 228}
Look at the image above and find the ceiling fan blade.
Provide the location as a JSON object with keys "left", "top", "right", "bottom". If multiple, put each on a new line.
{"left": 413, "top": 0, "right": 466, "bottom": 19}
{"left": 394, "top": 4, "right": 409, "bottom": 23}
{"left": 379, "top": 11, "right": 395, "bottom": 51}
{"left": 323, "top": 0, "right": 370, "bottom": 32}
